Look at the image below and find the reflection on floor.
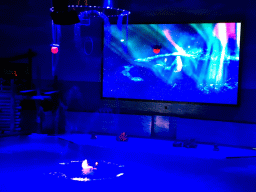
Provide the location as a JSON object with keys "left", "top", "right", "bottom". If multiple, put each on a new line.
{"left": 0, "top": 133, "right": 256, "bottom": 192}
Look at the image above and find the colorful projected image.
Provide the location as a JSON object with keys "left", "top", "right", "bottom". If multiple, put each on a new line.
{"left": 103, "top": 23, "right": 241, "bottom": 104}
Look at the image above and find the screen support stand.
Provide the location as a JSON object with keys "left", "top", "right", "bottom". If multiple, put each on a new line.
{"left": 151, "top": 115, "right": 155, "bottom": 138}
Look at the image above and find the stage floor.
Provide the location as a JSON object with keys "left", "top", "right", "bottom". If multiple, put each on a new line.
{"left": 0, "top": 134, "right": 256, "bottom": 192}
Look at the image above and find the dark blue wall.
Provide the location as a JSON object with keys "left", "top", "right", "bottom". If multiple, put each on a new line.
{"left": 2, "top": 1, "right": 256, "bottom": 124}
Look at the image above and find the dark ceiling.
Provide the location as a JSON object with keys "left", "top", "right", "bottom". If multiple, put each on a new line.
{"left": 0, "top": 0, "right": 255, "bottom": 29}
{"left": 114, "top": 0, "right": 254, "bottom": 23}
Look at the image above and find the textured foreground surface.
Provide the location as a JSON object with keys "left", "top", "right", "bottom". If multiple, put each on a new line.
{"left": 0, "top": 134, "right": 256, "bottom": 192}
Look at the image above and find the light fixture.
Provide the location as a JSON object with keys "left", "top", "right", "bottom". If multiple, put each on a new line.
{"left": 152, "top": 45, "right": 162, "bottom": 54}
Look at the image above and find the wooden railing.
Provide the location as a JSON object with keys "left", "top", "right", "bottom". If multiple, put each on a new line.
{"left": 0, "top": 80, "right": 22, "bottom": 134}
{"left": 0, "top": 49, "right": 36, "bottom": 135}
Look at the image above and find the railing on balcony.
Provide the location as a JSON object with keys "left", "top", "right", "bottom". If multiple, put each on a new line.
{"left": 0, "top": 79, "right": 22, "bottom": 134}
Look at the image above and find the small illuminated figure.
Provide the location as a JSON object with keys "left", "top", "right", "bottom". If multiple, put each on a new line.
{"left": 81, "top": 159, "right": 95, "bottom": 175}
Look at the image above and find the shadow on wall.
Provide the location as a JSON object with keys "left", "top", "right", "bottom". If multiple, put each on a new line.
{"left": 65, "top": 111, "right": 152, "bottom": 137}
{"left": 65, "top": 107, "right": 116, "bottom": 134}
{"left": 65, "top": 86, "right": 83, "bottom": 111}
{"left": 58, "top": 81, "right": 103, "bottom": 112}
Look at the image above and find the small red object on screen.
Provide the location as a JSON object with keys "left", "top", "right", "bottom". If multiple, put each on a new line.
{"left": 153, "top": 48, "right": 160, "bottom": 54}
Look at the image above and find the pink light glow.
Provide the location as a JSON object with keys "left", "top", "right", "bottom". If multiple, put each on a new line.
{"left": 214, "top": 24, "right": 219, "bottom": 39}
{"left": 163, "top": 30, "right": 178, "bottom": 49}
{"left": 226, "top": 23, "right": 236, "bottom": 40}
{"left": 214, "top": 23, "right": 236, "bottom": 44}
{"left": 51, "top": 47, "right": 58, "bottom": 54}
{"left": 163, "top": 30, "right": 186, "bottom": 54}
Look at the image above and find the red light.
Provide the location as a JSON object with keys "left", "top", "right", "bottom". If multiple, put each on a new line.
{"left": 12, "top": 71, "right": 17, "bottom": 76}
{"left": 153, "top": 48, "right": 160, "bottom": 54}
{"left": 51, "top": 47, "right": 58, "bottom": 54}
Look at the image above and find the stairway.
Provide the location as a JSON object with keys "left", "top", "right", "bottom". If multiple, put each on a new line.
{"left": 0, "top": 88, "right": 22, "bottom": 135}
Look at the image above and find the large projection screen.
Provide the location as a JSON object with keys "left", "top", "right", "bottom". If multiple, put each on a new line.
{"left": 102, "top": 22, "right": 241, "bottom": 105}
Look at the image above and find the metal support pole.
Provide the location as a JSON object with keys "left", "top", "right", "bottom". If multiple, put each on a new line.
{"left": 36, "top": 60, "right": 42, "bottom": 134}
{"left": 35, "top": 100, "right": 41, "bottom": 134}
{"left": 151, "top": 115, "right": 155, "bottom": 138}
